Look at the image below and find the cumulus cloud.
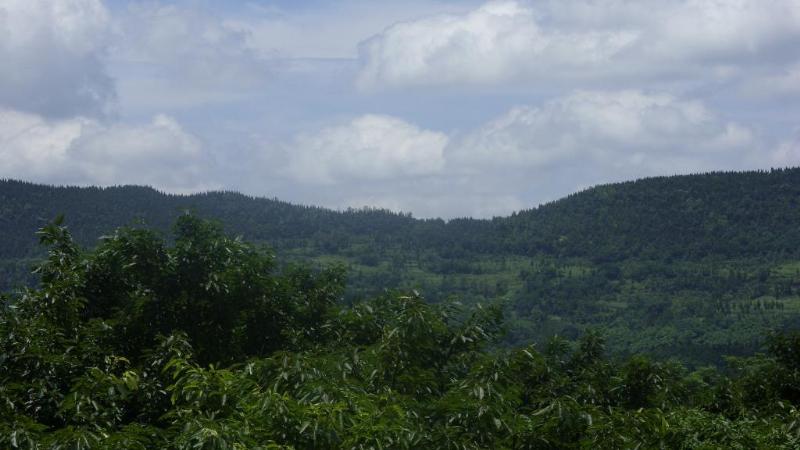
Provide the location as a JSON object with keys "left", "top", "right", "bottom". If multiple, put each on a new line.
{"left": 286, "top": 114, "right": 448, "bottom": 184}
{"left": 357, "top": 0, "right": 637, "bottom": 89}
{"left": 0, "top": 0, "right": 793, "bottom": 219}
{"left": 771, "top": 134, "right": 800, "bottom": 166}
{"left": 0, "top": 108, "right": 215, "bottom": 192}
{"left": 111, "top": 2, "right": 273, "bottom": 111}
{"left": 742, "top": 63, "right": 800, "bottom": 98}
{"left": 0, "top": 0, "right": 114, "bottom": 117}
{"left": 226, "top": 0, "right": 475, "bottom": 60}
{"left": 645, "top": 0, "right": 800, "bottom": 61}
{"left": 357, "top": 0, "right": 800, "bottom": 89}
{"left": 270, "top": 90, "right": 761, "bottom": 218}
{"left": 452, "top": 90, "right": 756, "bottom": 175}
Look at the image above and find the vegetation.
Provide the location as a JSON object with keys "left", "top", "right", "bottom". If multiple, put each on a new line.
{"left": 4, "top": 215, "right": 800, "bottom": 448}
{"left": 2, "top": 168, "right": 800, "bottom": 365}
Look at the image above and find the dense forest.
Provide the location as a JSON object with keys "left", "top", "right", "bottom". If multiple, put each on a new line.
{"left": 3, "top": 215, "right": 800, "bottom": 448}
{"left": 2, "top": 168, "right": 800, "bottom": 365}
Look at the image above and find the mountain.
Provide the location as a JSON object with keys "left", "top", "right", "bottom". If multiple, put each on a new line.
{"left": 2, "top": 168, "right": 800, "bottom": 365}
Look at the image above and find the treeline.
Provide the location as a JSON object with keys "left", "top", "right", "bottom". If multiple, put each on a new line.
{"left": 3, "top": 217, "right": 800, "bottom": 448}
{"left": 3, "top": 168, "right": 800, "bottom": 261}
{"left": 500, "top": 169, "right": 800, "bottom": 260}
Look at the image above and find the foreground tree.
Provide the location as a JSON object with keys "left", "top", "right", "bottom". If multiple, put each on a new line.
{"left": 2, "top": 215, "right": 800, "bottom": 448}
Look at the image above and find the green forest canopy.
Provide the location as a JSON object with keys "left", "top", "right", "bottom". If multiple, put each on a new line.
{"left": 3, "top": 215, "right": 800, "bottom": 448}
{"left": 2, "top": 168, "right": 800, "bottom": 366}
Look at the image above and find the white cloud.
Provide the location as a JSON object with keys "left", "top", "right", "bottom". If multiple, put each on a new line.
{"left": 107, "top": 1, "right": 481, "bottom": 113}
{"left": 649, "top": 0, "right": 800, "bottom": 60}
{"left": 387, "top": 89, "right": 761, "bottom": 217}
{"left": 451, "top": 90, "right": 756, "bottom": 174}
{"left": 0, "top": 108, "right": 88, "bottom": 177}
{"left": 286, "top": 114, "right": 448, "bottom": 184}
{"left": 226, "top": 0, "right": 477, "bottom": 60}
{"left": 0, "top": 0, "right": 795, "bottom": 220}
{"left": 357, "top": 0, "right": 637, "bottom": 89}
{"left": 0, "top": 108, "right": 215, "bottom": 192}
{"left": 741, "top": 63, "right": 800, "bottom": 98}
{"left": 0, "top": 0, "right": 114, "bottom": 117}
{"left": 269, "top": 90, "right": 761, "bottom": 218}
{"left": 110, "top": 2, "right": 272, "bottom": 111}
{"left": 356, "top": 0, "right": 800, "bottom": 89}
{"left": 771, "top": 134, "right": 800, "bottom": 166}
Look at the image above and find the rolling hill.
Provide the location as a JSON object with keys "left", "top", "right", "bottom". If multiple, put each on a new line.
{"left": 2, "top": 168, "right": 800, "bottom": 365}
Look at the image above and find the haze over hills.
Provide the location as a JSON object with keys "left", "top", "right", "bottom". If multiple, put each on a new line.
{"left": 2, "top": 168, "right": 800, "bottom": 365}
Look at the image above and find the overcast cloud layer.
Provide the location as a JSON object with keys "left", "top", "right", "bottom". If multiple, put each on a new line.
{"left": 0, "top": 0, "right": 798, "bottom": 218}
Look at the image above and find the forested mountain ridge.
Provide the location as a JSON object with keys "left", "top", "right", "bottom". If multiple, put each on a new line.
{"left": 2, "top": 168, "right": 800, "bottom": 365}
{"left": 0, "top": 179, "right": 416, "bottom": 258}
{"left": 3, "top": 168, "right": 800, "bottom": 260}
{"left": 501, "top": 170, "right": 800, "bottom": 260}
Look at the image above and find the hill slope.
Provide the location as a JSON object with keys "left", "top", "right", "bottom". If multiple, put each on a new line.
{"left": 2, "top": 168, "right": 800, "bottom": 365}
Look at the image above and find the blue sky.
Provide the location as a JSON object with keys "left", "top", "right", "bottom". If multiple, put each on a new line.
{"left": 1, "top": 0, "right": 799, "bottom": 218}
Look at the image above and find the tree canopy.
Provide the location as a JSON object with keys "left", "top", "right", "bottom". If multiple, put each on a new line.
{"left": 3, "top": 169, "right": 800, "bottom": 366}
{"left": 3, "top": 215, "right": 800, "bottom": 448}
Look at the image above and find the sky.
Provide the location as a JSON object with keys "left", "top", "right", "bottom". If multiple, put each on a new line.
{"left": 0, "top": 0, "right": 799, "bottom": 218}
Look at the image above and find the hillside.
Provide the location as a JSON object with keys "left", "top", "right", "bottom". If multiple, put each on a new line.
{"left": 5, "top": 213, "right": 800, "bottom": 448}
{"left": 2, "top": 168, "right": 800, "bottom": 365}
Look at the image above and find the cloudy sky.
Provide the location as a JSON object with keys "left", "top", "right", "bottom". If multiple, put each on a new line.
{"left": 1, "top": 0, "right": 799, "bottom": 218}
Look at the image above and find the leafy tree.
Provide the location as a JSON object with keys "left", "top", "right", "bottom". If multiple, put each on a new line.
{"left": 3, "top": 215, "right": 800, "bottom": 448}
